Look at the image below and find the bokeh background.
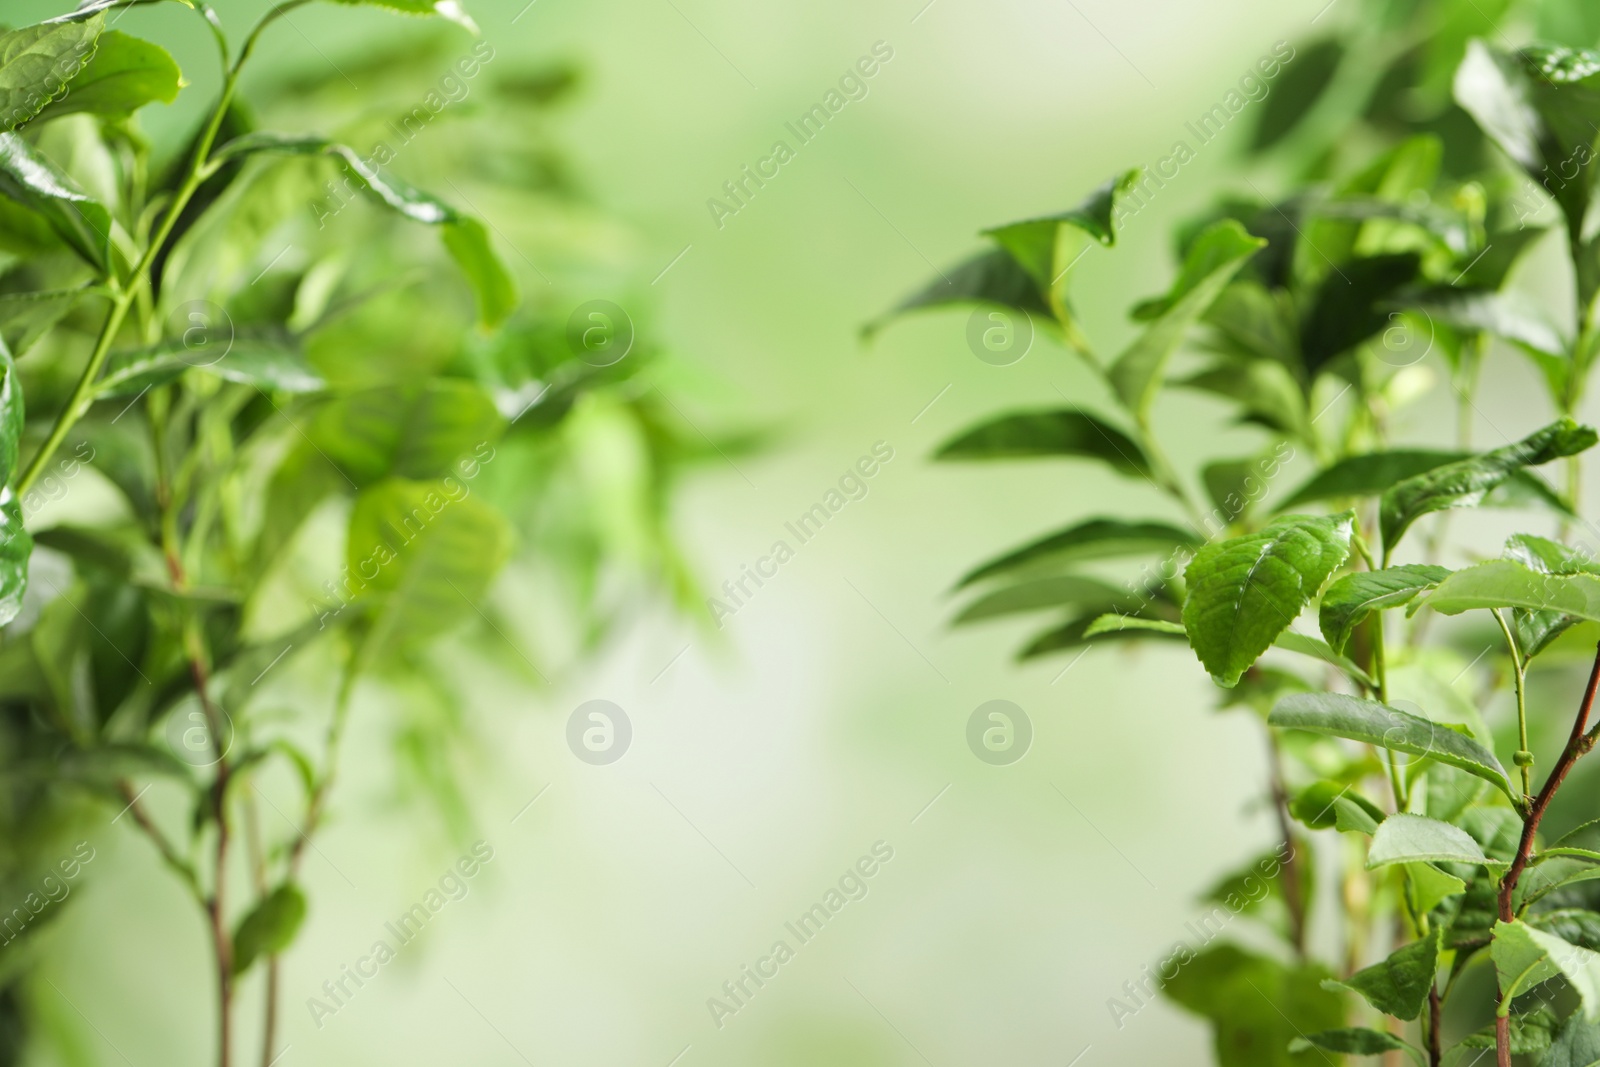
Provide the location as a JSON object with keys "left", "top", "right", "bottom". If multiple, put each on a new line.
{"left": 7, "top": 0, "right": 1578, "bottom": 1064}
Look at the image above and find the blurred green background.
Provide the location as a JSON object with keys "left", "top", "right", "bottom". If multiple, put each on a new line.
{"left": 8, "top": 0, "right": 1576, "bottom": 1064}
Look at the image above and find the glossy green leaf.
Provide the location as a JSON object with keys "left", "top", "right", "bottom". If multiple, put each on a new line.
{"left": 96, "top": 334, "right": 325, "bottom": 397}
{"left": 1108, "top": 220, "right": 1265, "bottom": 417}
{"left": 1422, "top": 559, "right": 1600, "bottom": 622}
{"left": 1456, "top": 41, "right": 1600, "bottom": 240}
{"left": 213, "top": 133, "right": 515, "bottom": 327}
{"left": 1380, "top": 418, "right": 1597, "bottom": 550}
{"left": 0, "top": 339, "right": 22, "bottom": 485}
{"left": 1318, "top": 565, "right": 1451, "bottom": 654}
{"left": 1269, "top": 692, "right": 1515, "bottom": 803}
{"left": 1367, "top": 813, "right": 1493, "bottom": 868}
{"left": 1161, "top": 944, "right": 1345, "bottom": 1067}
{"left": 954, "top": 517, "right": 1200, "bottom": 589}
{"left": 1288, "top": 1028, "right": 1420, "bottom": 1062}
{"left": 232, "top": 883, "right": 306, "bottom": 975}
{"left": 1541, "top": 1012, "right": 1600, "bottom": 1067}
{"left": 1181, "top": 511, "right": 1353, "bottom": 687}
{"left": 0, "top": 132, "right": 112, "bottom": 273}
{"left": 33, "top": 30, "right": 179, "bottom": 123}
{"left": 0, "top": 14, "right": 102, "bottom": 132}
{"left": 0, "top": 491, "right": 30, "bottom": 627}
{"left": 934, "top": 409, "right": 1151, "bottom": 477}
{"left": 345, "top": 477, "right": 512, "bottom": 648}
{"left": 1493, "top": 919, "right": 1600, "bottom": 1018}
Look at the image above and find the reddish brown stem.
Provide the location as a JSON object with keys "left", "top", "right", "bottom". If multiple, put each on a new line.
{"left": 1266, "top": 730, "right": 1306, "bottom": 957}
{"left": 1428, "top": 986, "right": 1441, "bottom": 1067}
{"left": 1494, "top": 642, "right": 1600, "bottom": 1067}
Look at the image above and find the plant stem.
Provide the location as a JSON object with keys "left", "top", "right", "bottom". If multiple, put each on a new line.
{"left": 1265, "top": 729, "right": 1306, "bottom": 959}
{"left": 1494, "top": 641, "right": 1600, "bottom": 1067}
{"left": 1427, "top": 985, "right": 1441, "bottom": 1067}
{"left": 1491, "top": 609, "right": 1532, "bottom": 800}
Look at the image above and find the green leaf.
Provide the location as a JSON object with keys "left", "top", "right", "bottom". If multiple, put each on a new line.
{"left": 1288, "top": 1028, "right": 1420, "bottom": 1062}
{"left": 96, "top": 334, "right": 325, "bottom": 398}
{"left": 1083, "top": 614, "right": 1184, "bottom": 637}
{"left": 0, "top": 14, "right": 102, "bottom": 132}
{"left": 33, "top": 30, "right": 179, "bottom": 124}
{"left": 1455, "top": 41, "right": 1600, "bottom": 240}
{"left": 1278, "top": 450, "right": 1463, "bottom": 509}
{"left": 980, "top": 168, "right": 1140, "bottom": 292}
{"left": 232, "top": 883, "right": 307, "bottom": 975}
{"left": 1404, "top": 863, "right": 1466, "bottom": 913}
{"left": 345, "top": 477, "right": 512, "bottom": 648}
{"left": 1422, "top": 560, "right": 1600, "bottom": 623}
{"left": 1407, "top": 286, "right": 1564, "bottom": 356}
{"left": 327, "top": 0, "right": 481, "bottom": 33}
{"left": 1250, "top": 38, "right": 1343, "bottom": 151}
{"left": 1367, "top": 813, "right": 1493, "bottom": 868}
{"left": 1289, "top": 781, "right": 1385, "bottom": 831}
{"left": 1300, "top": 253, "right": 1421, "bottom": 375}
{"left": 1273, "top": 630, "right": 1377, "bottom": 688}
{"left": 0, "top": 491, "right": 31, "bottom": 627}
{"left": 1108, "top": 220, "right": 1265, "bottom": 417}
{"left": 1160, "top": 944, "right": 1346, "bottom": 1067}
{"left": 863, "top": 248, "right": 1049, "bottom": 337}
{"left": 313, "top": 381, "right": 503, "bottom": 486}
{"left": 0, "top": 287, "right": 84, "bottom": 355}
{"left": 1180, "top": 361, "right": 1310, "bottom": 442}
{"left": 1502, "top": 534, "right": 1600, "bottom": 658}
{"left": 1268, "top": 692, "right": 1516, "bottom": 803}
{"left": 1380, "top": 418, "right": 1597, "bottom": 551}
{"left": 1531, "top": 910, "right": 1600, "bottom": 952}
{"left": 1493, "top": 919, "right": 1600, "bottom": 1018}
{"left": 1541, "top": 1011, "right": 1600, "bottom": 1067}
{"left": 954, "top": 517, "right": 1200, "bottom": 588}
{"left": 1181, "top": 511, "right": 1354, "bottom": 687}
{"left": 934, "top": 409, "right": 1151, "bottom": 477}
{"left": 0, "top": 338, "right": 23, "bottom": 485}
{"left": 1318, "top": 565, "right": 1451, "bottom": 654}
{"left": 1459, "top": 1005, "right": 1558, "bottom": 1056}
{"left": 0, "top": 132, "right": 112, "bottom": 273}
{"left": 953, "top": 575, "right": 1138, "bottom": 625}
{"left": 213, "top": 133, "right": 515, "bottom": 327}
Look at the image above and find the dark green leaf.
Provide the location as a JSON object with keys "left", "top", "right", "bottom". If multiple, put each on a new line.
{"left": 1269, "top": 692, "right": 1516, "bottom": 803}
{"left": 1289, "top": 781, "right": 1385, "bottom": 831}
{"left": 952, "top": 575, "right": 1139, "bottom": 625}
{"left": 934, "top": 409, "right": 1150, "bottom": 477}
{"left": 313, "top": 381, "right": 503, "bottom": 486}
{"left": 1251, "top": 39, "right": 1343, "bottom": 151}
{"left": 1406, "top": 286, "right": 1563, "bottom": 355}
{"left": 1380, "top": 418, "right": 1597, "bottom": 550}
{"left": 1492, "top": 918, "right": 1600, "bottom": 1014}
{"left": 980, "top": 168, "right": 1140, "bottom": 291}
{"left": 1531, "top": 910, "right": 1600, "bottom": 953}
{"left": 1540, "top": 1011, "right": 1600, "bottom": 1067}
{"left": 1459, "top": 1005, "right": 1558, "bottom": 1056}
{"left": 1319, "top": 565, "right": 1451, "bottom": 654}
{"left": 863, "top": 248, "right": 1048, "bottom": 338}
{"left": 0, "top": 132, "right": 112, "bottom": 272}
{"left": 1181, "top": 511, "right": 1353, "bottom": 687}
{"left": 1300, "top": 253, "right": 1422, "bottom": 374}
{"left": 954, "top": 517, "right": 1200, "bottom": 589}
{"left": 34, "top": 29, "right": 179, "bottom": 123}
{"left": 232, "top": 883, "right": 307, "bottom": 975}
{"left": 0, "top": 14, "right": 101, "bottom": 132}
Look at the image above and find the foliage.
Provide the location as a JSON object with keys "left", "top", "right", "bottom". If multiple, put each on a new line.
{"left": 0, "top": 3, "right": 705, "bottom": 1065}
{"left": 875, "top": 1, "right": 1600, "bottom": 1064}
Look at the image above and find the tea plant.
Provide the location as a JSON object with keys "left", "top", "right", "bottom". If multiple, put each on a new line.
{"left": 879, "top": 17, "right": 1600, "bottom": 1067}
{"left": 0, "top": 2, "right": 702, "bottom": 1064}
